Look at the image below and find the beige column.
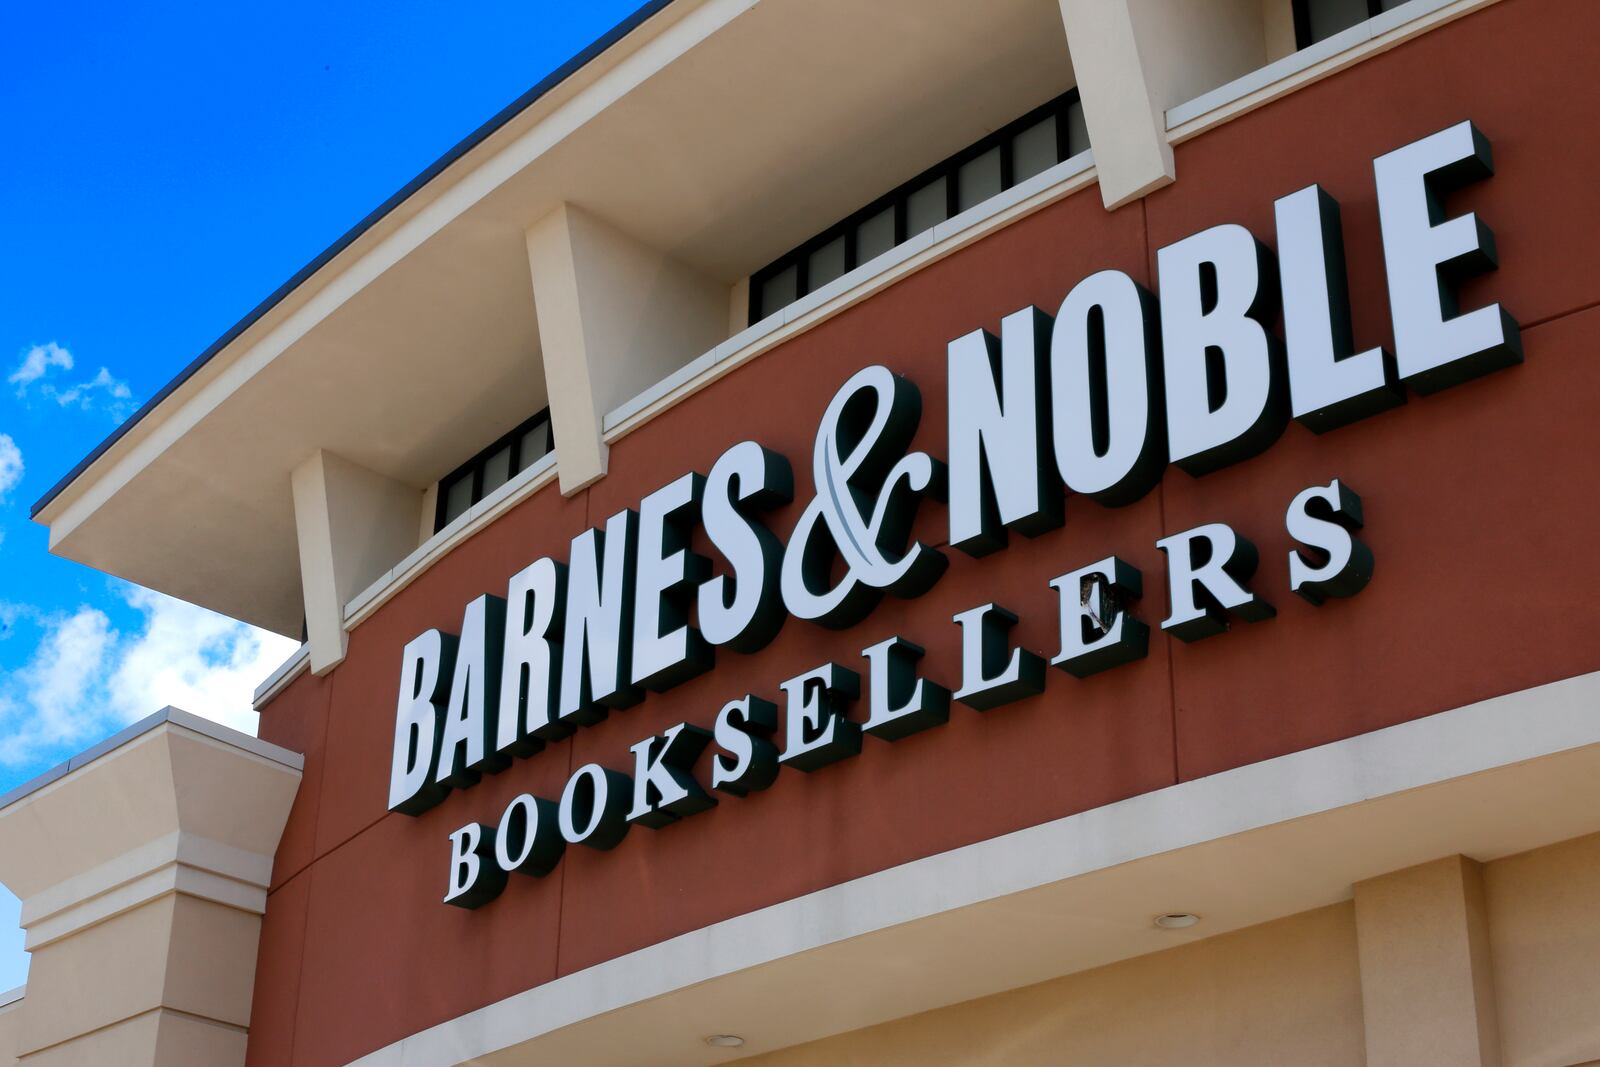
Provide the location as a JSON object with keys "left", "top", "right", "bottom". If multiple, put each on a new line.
{"left": 1261, "top": 0, "right": 1300, "bottom": 62}
{"left": 1057, "top": 0, "right": 1270, "bottom": 208}
{"left": 1354, "top": 855, "right": 1503, "bottom": 1067}
{"left": 291, "top": 449, "right": 420, "bottom": 674}
{"left": 525, "top": 202, "right": 728, "bottom": 495}
{"left": 0, "top": 709, "right": 301, "bottom": 1066}
{"left": 0, "top": 991, "right": 21, "bottom": 1067}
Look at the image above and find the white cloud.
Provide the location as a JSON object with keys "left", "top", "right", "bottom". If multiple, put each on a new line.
{"left": 9, "top": 343, "right": 72, "bottom": 389}
{"left": 0, "top": 434, "right": 20, "bottom": 500}
{"left": 9, "top": 343, "right": 135, "bottom": 421}
{"left": 0, "top": 607, "right": 114, "bottom": 759}
{"left": 0, "top": 586, "right": 299, "bottom": 767}
{"left": 45, "top": 366, "right": 134, "bottom": 416}
{"left": 106, "top": 587, "right": 297, "bottom": 735}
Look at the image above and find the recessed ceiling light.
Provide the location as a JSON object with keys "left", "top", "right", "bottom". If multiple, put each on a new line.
{"left": 1154, "top": 912, "right": 1200, "bottom": 929}
{"left": 705, "top": 1035, "right": 746, "bottom": 1049}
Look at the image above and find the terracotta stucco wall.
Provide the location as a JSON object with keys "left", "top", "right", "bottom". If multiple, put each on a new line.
{"left": 246, "top": 2, "right": 1600, "bottom": 1061}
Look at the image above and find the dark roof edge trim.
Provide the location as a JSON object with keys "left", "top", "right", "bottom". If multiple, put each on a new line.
{"left": 31, "top": 0, "right": 676, "bottom": 519}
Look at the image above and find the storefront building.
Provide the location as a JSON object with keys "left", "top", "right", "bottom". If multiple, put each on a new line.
{"left": 3, "top": 0, "right": 1599, "bottom": 1062}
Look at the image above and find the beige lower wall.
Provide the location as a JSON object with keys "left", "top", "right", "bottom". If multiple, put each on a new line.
{"left": 1354, "top": 856, "right": 1500, "bottom": 1067}
{"left": 15, "top": 1013, "right": 162, "bottom": 1067}
{"left": 1487, "top": 834, "right": 1600, "bottom": 1067}
{"left": 0, "top": 715, "right": 301, "bottom": 1067}
{"left": 151, "top": 1010, "right": 249, "bottom": 1066}
{"left": 18, "top": 897, "right": 177, "bottom": 1054}
{"left": 744, "top": 903, "right": 1366, "bottom": 1067}
{"left": 159, "top": 896, "right": 263, "bottom": 1030}
{"left": 745, "top": 832, "right": 1600, "bottom": 1067}
{"left": 8, "top": 1008, "right": 245, "bottom": 1067}
{"left": 0, "top": 1000, "right": 20, "bottom": 1067}
{"left": 13, "top": 894, "right": 261, "bottom": 1064}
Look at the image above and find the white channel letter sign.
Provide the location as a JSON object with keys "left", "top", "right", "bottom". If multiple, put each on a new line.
{"left": 382, "top": 122, "right": 1520, "bottom": 908}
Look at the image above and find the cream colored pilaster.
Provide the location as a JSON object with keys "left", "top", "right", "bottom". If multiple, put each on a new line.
{"left": 0, "top": 994, "right": 20, "bottom": 1067}
{"left": 0, "top": 710, "right": 301, "bottom": 1067}
{"left": 1261, "top": 0, "right": 1299, "bottom": 62}
{"left": 1057, "top": 0, "right": 1269, "bottom": 208}
{"left": 291, "top": 449, "right": 420, "bottom": 674}
{"left": 417, "top": 481, "right": 439, "bottom": 546}
{"left": 728, "top": 276, "right": 751, "bottom": 337}
{"left": 525, "top": 202, "right": 728, "bottom": 495}
{"left": 1354, "top": 856, "right": 1503, "bottom": 1067}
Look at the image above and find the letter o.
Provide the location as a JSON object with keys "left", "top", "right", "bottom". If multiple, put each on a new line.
{"left": 558, "top": 763, "right": 632, "bottom": 850}
{"left": 1051, "top": 270, "right": 1165, "bottom": 506}
{"left": 494, "top": 793, "right": 565, "bottom": 877}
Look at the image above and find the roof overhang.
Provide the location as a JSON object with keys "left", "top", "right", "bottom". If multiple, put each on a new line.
{"left": 32, "top": 0, "right": 1076, "bottom": 636}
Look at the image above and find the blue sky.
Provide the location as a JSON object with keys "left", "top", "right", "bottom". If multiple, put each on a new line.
{"left": 0, "top": 0, "right": 643, "bottom": 994}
